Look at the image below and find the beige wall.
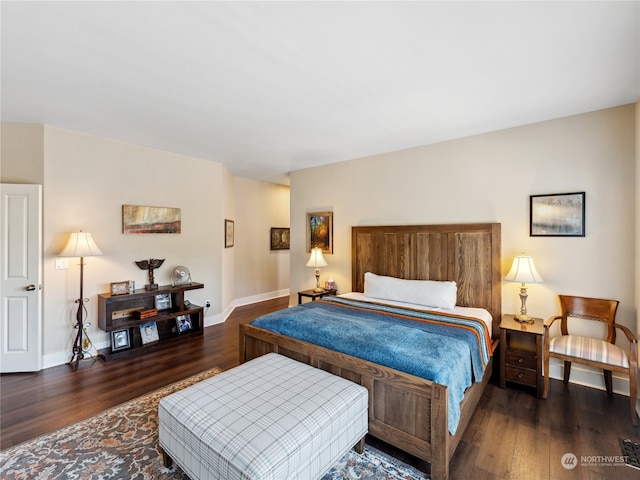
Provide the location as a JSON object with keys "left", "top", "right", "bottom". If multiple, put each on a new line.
{"left": 1, "top": 123, "right": 290, "bottom": 367}
{"left": 1, "top": 123, "right": 45, "bottom": 184}
{"left": 234, "top": 177, "right": 290, "bottom": 304}
{"left": 290, "top": 104, "right": 637, "bottom": 393}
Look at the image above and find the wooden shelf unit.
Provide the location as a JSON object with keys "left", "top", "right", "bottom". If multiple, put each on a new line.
{"left": 97, "top": 282, "right": 204, "bottom": 361}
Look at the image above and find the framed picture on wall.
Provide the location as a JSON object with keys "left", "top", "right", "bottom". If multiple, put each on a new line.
{"left": 122, "top": 205, "right": 181, "bottom": 234}
{"left": 270, "top": 227, "right": 290, "bottom": 250}
{"left": 530, "top": 192, "right": 585, "bottom": 237}
{"left": 225, "top": 219, "right": 234, "bottom": 248}
{"left": 306, "top": 211, "right": 333, "bottom": 253}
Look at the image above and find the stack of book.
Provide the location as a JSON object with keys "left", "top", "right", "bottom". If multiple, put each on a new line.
{"left": 136, "top": 308, "right": 158, "bottom": 319}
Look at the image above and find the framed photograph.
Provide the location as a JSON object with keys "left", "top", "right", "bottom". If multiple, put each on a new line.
{"left": 306, "top": 211, "right": 333, "bottom": 253}
{"left": 110, "top": 281, "right": 130, "bottom": 296}
{"left": 225, "top": 219, "right": 234, "bottom": 248}
{"left": 530, "top": 192, "right": 585, "bottom": 237}
{"left": 175, "top": 314, "right": 192, "bottom": 334}
{"left": 154, "top": 293, "right": 172, "bottom": 310}
{"left": 111, "top": 329, "right": 131, "bottom": 351}
{"left": 139, "top": 322, "right": 159, "bottom": 344}
{"left": 122, "top": 204, "right": 181, "bottom": 234}
{"left": 270, "top": 227, "right": 290, "bottom": 250}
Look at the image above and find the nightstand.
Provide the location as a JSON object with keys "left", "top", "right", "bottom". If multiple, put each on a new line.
{"left": 499, "top": 314, "right": 544, "bottom": 398}
{"left": 297, "top": 288, "right": 337, "bottom": 304}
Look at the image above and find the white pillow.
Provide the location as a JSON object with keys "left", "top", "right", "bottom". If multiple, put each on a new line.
{"left": 363, "top": 272, "right": 457, "bottom": 310}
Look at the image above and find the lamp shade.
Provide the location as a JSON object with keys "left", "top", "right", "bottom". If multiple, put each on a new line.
{"left": 504, "top": 254, "right": 543, "bottom": 284}
{"left": 58, "top": 231, "right": 103, "bottom": 258}
{"left": 306, "top": 248, "right": 328, "bottom": 268}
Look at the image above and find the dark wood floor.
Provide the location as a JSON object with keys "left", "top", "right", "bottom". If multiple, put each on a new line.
{"left": 2, "top": 296, "right": 639, "bottom": 480}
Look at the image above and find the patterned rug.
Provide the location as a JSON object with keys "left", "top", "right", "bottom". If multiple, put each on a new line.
{"left": 0, "top": 367, "right": 428, "bottom": 480}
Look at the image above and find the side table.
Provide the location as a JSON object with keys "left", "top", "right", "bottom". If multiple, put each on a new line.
{"left": 298, "top": 288, "right": 337, "bottom": 304}
{"left": 499, "top": 314, "right": 544, "bottom": 398}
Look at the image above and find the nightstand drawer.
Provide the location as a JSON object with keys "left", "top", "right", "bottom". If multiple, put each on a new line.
{"left": 505, "top": 365, "right": 537, "bottom": 386}
{"left": 505, "top": 350, "right": 537, "bottom": 370}
{"left": 500, "top": 314, "right": 544, "bottom": 398}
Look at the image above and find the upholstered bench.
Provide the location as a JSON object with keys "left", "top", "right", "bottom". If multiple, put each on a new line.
{"left": 158, "top": 353, "right": 368, "bottom": 480}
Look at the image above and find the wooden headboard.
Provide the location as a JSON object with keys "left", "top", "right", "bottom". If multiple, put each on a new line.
{"left": 352, "top": 223, "right": 502, "bottom": 339}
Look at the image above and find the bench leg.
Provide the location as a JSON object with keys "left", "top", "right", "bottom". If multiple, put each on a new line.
{"left": 355, "top": 436, "right": 365, "bottom": 454}
{"left": 159, "top": 446, "right": 173, "bottom": 468}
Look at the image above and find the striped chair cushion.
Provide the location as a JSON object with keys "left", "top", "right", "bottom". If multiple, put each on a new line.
{"left": 549, "top": 335, "right": 629, "bottom": 368}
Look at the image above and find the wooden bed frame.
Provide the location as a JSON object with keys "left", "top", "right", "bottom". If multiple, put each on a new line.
{"left": 240, "top": 223, "right": 501, "bottom": 480}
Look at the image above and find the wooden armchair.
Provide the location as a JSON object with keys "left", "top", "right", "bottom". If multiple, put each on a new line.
{"left": 543, "top": 295, "right": 638, "bottom": 426}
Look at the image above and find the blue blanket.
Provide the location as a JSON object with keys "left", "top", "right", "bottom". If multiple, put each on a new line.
{"left": 251, "top": 296, "right": 493, "bottom": 434}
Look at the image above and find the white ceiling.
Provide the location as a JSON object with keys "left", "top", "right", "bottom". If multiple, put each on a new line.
{"left": 2, "top": 1, "right": 639, "bottom": 185}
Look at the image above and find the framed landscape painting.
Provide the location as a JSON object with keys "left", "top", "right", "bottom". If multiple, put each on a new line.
{"left": 306, "top": 211, "right": 333, "bottom": 253}
{"left": 530, "top": 192, "right": 585, "bottom": 237}
{"left": 122, "top": 205, "right": 181, "bottom": 234}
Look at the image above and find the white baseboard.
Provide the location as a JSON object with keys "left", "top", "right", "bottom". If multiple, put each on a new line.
{"left": 232, "top": 289, "right": 291, "bottom": 309}
{"left": 546, "top": 359, "right": 632, "bottom": 396}
{"left": 43, "top": 344, "right": 105, "bottom": 370}
{"left": 203, "top": 289, "right": 290, "bottom": 327}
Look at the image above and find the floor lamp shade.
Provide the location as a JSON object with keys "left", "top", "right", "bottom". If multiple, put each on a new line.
{"left": 58, "top": 231, "right": 103, "bottom": 258}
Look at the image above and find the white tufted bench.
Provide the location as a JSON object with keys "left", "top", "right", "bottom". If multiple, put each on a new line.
{"left": 158, "top": 353, "right": 368, "bottom": 480}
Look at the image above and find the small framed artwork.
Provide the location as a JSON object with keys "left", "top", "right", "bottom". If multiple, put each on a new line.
{"left": 140, "top": 322, "right": 159, "bottom": 344}
{"left": 175, "top": 314, "right": 192, "bottom": 334}
{"left": 306, "top": 211, "right": 333, "bottom": 253}
{"left": 530, "top": 192, "right": 585, "bottom": 237}
{"left": 110, "top": 281, "right": 130, "bottom": 296}
{"left": 111, "top": 329, "right": 131, "bottom": 351}
{"left": 225, "top": 219, "right": 234, "bottom": 248}
{"left": 154, "top": 293, "right": 172, "bottom": 310}
{"left": 270, "top": 227, "right": 290, "bottom": 250}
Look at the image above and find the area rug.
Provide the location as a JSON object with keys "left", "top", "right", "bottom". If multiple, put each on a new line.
{"left": 0, "top": 367, "right": 428, "bottom": 480}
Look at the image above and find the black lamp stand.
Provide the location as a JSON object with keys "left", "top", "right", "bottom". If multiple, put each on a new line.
{"left": 69, "top": 256, "right": 89, "bottom": 370}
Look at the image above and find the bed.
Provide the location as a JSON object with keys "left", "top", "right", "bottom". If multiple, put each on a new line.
{"left": 239, "top": 223, "right": 501, "bottom": 480}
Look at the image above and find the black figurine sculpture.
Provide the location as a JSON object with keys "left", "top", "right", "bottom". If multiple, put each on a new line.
{"left": 135, "top": 258, "right": 165, "bottom": 290}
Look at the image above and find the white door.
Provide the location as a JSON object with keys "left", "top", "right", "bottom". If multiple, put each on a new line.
{"left": 1, "top": 184, "right": 42, "bottom": 372}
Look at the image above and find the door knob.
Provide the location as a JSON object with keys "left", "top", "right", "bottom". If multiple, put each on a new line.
{"left": 25, "top": 284, "right": 36, "bottom": 291}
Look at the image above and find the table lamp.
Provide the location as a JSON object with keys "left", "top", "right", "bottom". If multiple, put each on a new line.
{"left": 504, "top": 253, "right": 543, "bottom": 323}
{"left": 306, "top": 248, "right": 328, "bottom": 292}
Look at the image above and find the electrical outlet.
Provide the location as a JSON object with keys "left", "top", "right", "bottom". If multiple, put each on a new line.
{"left": 205, "top": 300, "right": 211, "bottom": 308}
{"left": 55, "top": 258, "right": 68, "bottom": 270}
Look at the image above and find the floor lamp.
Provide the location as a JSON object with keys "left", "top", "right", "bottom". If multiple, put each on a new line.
{"left": 58, "top": 231, "right": 103, "bottom": 369}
